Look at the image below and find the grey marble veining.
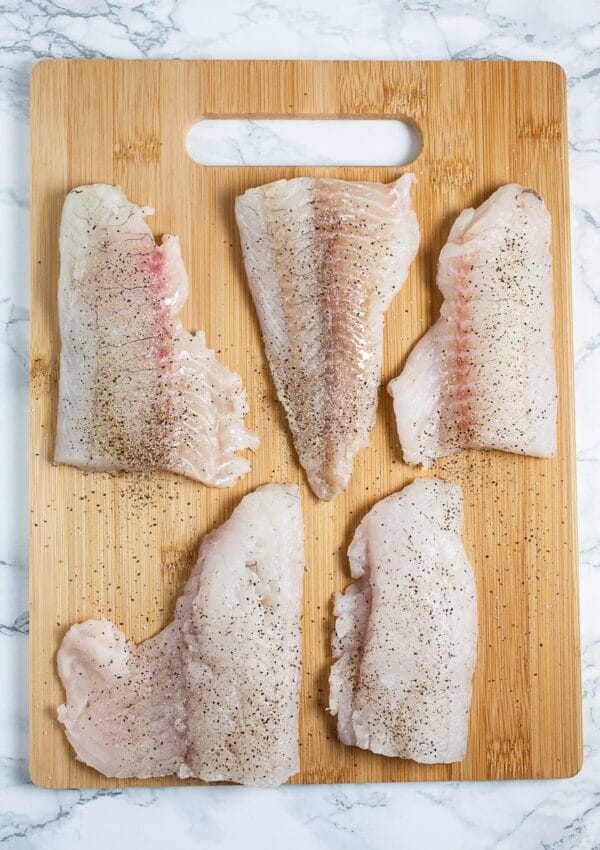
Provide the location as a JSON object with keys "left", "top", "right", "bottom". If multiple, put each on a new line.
{"left": 1, "top": 0, "right": 599, "bottom": 847}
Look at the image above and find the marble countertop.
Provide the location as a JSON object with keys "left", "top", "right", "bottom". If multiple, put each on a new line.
{"left": 1, "top": 1, "right": 599, "bottom": 848}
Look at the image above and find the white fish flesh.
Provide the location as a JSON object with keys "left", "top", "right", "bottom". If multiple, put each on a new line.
{"left": 388, "top": 184, "right": 556, "bottom": 467}
{"left": 235, "top": 175, "right": 420, "bottom": 500}
{"left": 57, "top": 484, "right": 304, "bottom": 787}
{"left": 330, "top": 478, "right": 478, "bottom": 763}
{"left": 55, "top": 184, "right": 259, "bottom": 486}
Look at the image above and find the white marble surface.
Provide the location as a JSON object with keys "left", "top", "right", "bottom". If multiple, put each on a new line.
{"left": 1, "top": 1, "right": 599, "bottom": 847}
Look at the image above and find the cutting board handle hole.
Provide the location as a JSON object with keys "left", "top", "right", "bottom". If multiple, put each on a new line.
{"left": 185, "top": 119, "right": 421, "bottom": 167}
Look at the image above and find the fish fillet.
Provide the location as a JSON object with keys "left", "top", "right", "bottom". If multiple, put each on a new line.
{"left": 235, "top": 175, "right": 420, "bottom": 500}
{"left": 388, "top": 184, "right": 556, "bottom": 467}
{"left": 57, "top": 484, "right": 304, "bottom": 787}
{"left": 55, "top": 184, "right": 259, "bottom": 486}
{"left": 330, "top": 478, "right": 478, "bottom": 763}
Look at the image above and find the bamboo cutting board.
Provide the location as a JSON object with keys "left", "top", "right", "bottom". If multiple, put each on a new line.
{"left": 30, "top": 60, "right": 581, "bottom": 787}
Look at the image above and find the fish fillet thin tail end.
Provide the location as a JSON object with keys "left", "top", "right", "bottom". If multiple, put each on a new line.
{"left": 308, "top": 468, "right": 348, "bottom": 502}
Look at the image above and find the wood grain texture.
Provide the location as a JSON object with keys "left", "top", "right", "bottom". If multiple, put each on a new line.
{"left": 29, "top": 59, "right": 581, "bottom": 787}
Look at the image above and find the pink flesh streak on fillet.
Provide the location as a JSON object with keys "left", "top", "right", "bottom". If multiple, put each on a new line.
{"left": 235, "top": 175, "right": 420, "bottom": 500}
{"left": 57, "top": 484, "right": 304, "bottom": 787}
{"left": 388, "top": 184, "right": 557, "bottom": 468}
{"left": 54, "top": 184, "right": 259, "bottom": 486}
{"left": 330, "top": 478, "right": 478, "bottom": 764}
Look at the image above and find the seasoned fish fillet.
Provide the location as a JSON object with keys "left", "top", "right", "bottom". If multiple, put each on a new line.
{"left": 57, "top": 484, "right": 304, "bottom": 787}
{"left": 235, "top": 175, "right": 420, "bottom": 500}
{"left": 57, "top": 618, "right": 187, "bottom": 779}
{"left": 55, "top": 184, "right": 258, "bottom": 486}
{"left": 388, "top": 184, "right": 556, "bottom": 467}
{"left": 330, "top": 478, "right": 478, "bottom": 763}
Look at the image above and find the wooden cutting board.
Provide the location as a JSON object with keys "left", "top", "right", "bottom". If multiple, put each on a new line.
{"left": 29, "top": 59, "right": 581, "bottom": 787}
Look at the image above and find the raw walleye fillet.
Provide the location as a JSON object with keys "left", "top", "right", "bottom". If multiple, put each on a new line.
{"left": 235, "top": 175, "right": 420, "bottom": 500}
{"left": 388, "top": 184, "right": 557, "bottom": 468}
{"left": 55, "top": 184, "right": 258, "bottom": 486}
{"left": 330, "top": 478, "right": 478, "bottom": 764}
{"left": 57, "top": 484, "right": 304, "bottom": 787}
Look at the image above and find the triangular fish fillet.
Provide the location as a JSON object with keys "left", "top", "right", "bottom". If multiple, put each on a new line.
{"left": 330, "top": 478, "right": 478, "bottom": 763}
{"left": 388, "top": 184, "right": 557, "bottom": 467}
{"left": 55, "top": 184, "right": 259, "bottom": 486}
{"left": 57, "top": 484, "right": 304, "bottom": 787}
{"left": 235, "top": 175, "right": 420, "bottom": 500}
